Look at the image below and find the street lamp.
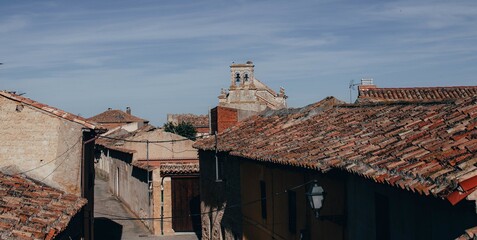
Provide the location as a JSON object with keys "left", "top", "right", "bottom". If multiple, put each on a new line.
{"left": 306, "top": 180, "right": 325, "bottom": 218}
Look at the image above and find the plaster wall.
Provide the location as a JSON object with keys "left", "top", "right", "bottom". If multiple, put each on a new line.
{"left": 0, "top": 96, "right": 83, "bottom": 195}
{"left": 107, "top": 151, "right": 153, "bottom": 231}
{"left": 121, "top": 130, "right": 197, "bottom": 161}
{"left": 95, "top": 148, "right": 111, "bottom": 180}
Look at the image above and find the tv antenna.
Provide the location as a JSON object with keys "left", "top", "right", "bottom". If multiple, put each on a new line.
{"left": 349, "top": 80, "right": 359, "bottom": 103}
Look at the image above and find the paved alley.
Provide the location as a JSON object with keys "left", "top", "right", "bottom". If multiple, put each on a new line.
{"left": 94, "top": 176, "right": 199, "bottom": 240}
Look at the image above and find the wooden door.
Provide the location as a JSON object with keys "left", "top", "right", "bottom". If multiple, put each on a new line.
{"left": 171, "top": 176, "right": 201, "bottom": 232}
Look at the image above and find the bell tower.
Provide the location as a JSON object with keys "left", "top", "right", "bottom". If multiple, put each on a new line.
{"left": 230, "top": 61, "right": 255, "bottom": 89}
{"left": 219, "top": 61, "right": 287, "bottom": 114}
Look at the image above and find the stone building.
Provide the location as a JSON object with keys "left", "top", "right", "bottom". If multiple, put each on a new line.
{"left": 218, "top": 61, "right": 287, "bottom": 120}
{"left": 167, "top": 113, "right": 210, "bottom": 137}
{"left": 0, "top": 91, "right": 101, "bottom": 240}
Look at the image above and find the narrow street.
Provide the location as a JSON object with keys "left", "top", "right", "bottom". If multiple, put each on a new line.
{"left": 94, "top": 176, "right": 199, "bottom": 240}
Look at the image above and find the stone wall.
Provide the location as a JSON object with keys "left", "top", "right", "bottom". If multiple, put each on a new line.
{"left": 0, "top": 96, "right": 83, "bottom": 195}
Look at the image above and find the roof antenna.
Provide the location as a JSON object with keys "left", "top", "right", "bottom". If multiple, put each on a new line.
{"left": 349, "top": 80, "right": 359, "bottom": 103}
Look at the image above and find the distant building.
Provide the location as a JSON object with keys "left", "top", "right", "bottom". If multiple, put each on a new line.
{"left": 210, "top": 61, "right": 288, "bottom": 134}
{"left": 88, "top": 107, "right": 149, "bottom": 130}
{"left": 167, "top": 114, "right": 210, "bottom": 136}
{"left": 0, "top": 91, "right": 102, "bottom": 240}
{"left": 218, "top": 61, "right": 287, "bottom": 117}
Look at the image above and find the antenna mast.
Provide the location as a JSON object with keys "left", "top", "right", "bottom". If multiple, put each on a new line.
{"left": 349, "top": 80, "right": 359, "bottom": 103}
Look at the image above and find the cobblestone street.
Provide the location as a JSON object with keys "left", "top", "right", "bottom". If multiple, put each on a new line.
{"left": 94, "top": 176, "right": 199, "bottom": 240}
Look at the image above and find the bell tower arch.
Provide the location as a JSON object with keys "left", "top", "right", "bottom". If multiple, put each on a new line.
{"left": 230, "top": 61, "right": 255, "bottom": 89}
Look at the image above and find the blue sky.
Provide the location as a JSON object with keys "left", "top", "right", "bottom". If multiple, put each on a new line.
{"left": 1, "top": 0, "right": 477, "bottom": 125}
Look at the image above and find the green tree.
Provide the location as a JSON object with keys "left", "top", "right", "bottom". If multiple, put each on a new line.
{"left": 163, "top": 121, "right": 197, "bottom": 140}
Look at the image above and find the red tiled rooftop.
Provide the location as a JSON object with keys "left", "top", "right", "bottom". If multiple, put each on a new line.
{"left": 0, "top": 91, "right": 99, "bottom": 130}
{"left": 194, "top": 96, "right": 477, "bottom": 201}
{"left": 0, "top": 172, "right": 87, "bottom": 239}
{"left": 88, "top": 109, "right": 148, "bottom": 124}
{"left": 358, "top": 85, "right": 477, "bottom": 103}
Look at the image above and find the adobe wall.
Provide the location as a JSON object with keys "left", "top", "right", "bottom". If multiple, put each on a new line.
{"left": 0, "top": 96, "right": 83, "bottom": 195}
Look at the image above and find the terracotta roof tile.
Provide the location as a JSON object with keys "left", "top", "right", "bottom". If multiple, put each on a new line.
{"left": 194, "top": 96, "right": 477, "bottom": 201}
{"left": 0, "top": 172, "right": 87, "bottom": 239}
{"left": 358, "top": 86, "right": 477, "bottom": 103}
{"left": 160, "top": 163, "right": 200, "bottom": 174}
{"left": 87, "top": 109, "right": 148, "bottom": 124}
{"left": 0, "top": 91, "right": 99, "bottom": 129}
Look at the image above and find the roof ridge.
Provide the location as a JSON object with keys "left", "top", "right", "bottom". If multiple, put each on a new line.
{"left": 0, "top": 91, "right": 99, "bottom": 129}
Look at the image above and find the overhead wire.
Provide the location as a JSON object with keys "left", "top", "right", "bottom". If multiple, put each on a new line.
{"left": 15, "top": 136, "right": 82, "bottom": 175}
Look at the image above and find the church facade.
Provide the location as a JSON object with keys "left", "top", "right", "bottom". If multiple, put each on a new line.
{"left": 218, "top": 61, "right": 287, "bottom": 117}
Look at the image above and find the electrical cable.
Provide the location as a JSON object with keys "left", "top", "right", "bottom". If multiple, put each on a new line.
{"left": 15, "top": 136, "right": 82, "bottom": 175}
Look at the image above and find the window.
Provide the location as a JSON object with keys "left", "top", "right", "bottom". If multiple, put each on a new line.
{"left": 260, "top": 180, "right": 267, "bottom": 219}
{"left": 244, "top": 73, "right": 249, "bottom": 82}
{"left": 288, "top": 190, "right": 296, "bottom": 233}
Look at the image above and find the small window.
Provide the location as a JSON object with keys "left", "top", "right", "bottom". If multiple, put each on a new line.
{"left": 288, "top": 190, "right": 296, "bottom": 233}
{"left": 244, "top": 73, "right": 249, "bottom": 82}
{"left": 260, "top": 180, "right": 267, "bottom": 219}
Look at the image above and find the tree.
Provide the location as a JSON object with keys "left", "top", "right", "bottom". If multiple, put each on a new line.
{"left": 163, "top": 121, "right": 197, "bottom": 140}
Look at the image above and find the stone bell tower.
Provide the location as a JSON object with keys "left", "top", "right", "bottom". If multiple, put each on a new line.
{"left": 229, "top": 61, "right": 256, "bottom": 89}
{"left": 218, "top": 61, "right": 287, "bottom": 116}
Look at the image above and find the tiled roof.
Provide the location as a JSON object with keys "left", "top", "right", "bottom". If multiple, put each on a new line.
{"left": 194, "top": 96, "right": 477, "bottom": 201}
{"left": 358, "top": 85, "right": 477, "bottom": 103}
{"left": 0, "top": 91, "right": 99, "bottom": 130}
{"left": 132, "top": 161, "right": 160, "bottom": 170}
{"left": 0, "top": 172, "right": 87, "bottom": 239}
{"left": 167, "top": 114, "right": 209, "bottom": 127}
{"left": 88, "top": 109, "right": 148, "bottom": 124}
{"left": 160, "top": 163, "right": 200, "bottom": 174}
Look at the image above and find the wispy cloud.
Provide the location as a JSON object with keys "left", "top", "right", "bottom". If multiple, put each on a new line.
{"left": 1, "top": 0, "right": 477, "bottom": 124}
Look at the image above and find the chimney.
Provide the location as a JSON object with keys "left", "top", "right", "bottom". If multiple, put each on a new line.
{"left": 126, "top": 107, "right": 131, "bottom": 115}
{"left": 358, "top": 78, "right": 377, "bottom": 91}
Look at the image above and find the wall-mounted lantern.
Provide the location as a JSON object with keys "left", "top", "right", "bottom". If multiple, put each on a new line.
{"left": 306, "top": 180, "right": 325, "bottom": 218}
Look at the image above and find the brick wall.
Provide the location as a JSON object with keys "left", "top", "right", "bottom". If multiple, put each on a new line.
{"left": 210, "top": 106, "right": 238, "bottom": 134}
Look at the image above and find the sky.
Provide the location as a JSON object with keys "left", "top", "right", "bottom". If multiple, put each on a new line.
{"left": 1, "top": 0, "right": 477, "bottom": 126}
